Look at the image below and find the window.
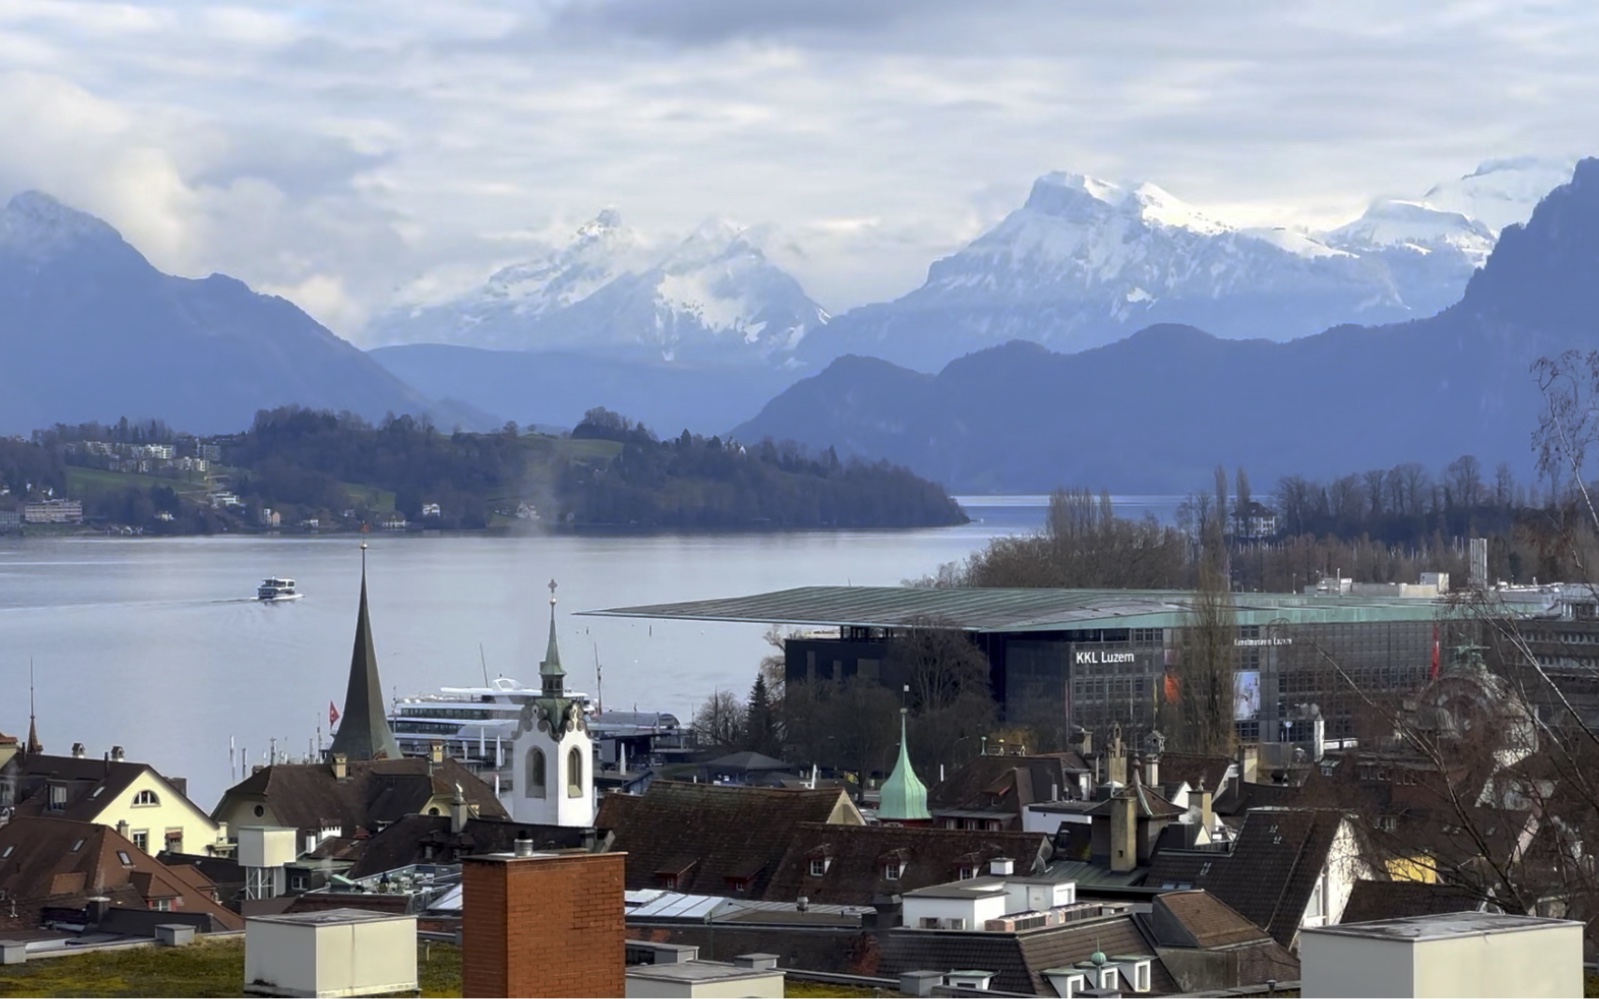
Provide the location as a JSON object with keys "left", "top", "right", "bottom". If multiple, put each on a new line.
{"left": 48, "top": 784, "right": 67, "bottom": 810}
{"left": 658, "top": 874, "right": 677, "bottom": 890}
{"left": 725, "top": 877, "right": 748, "bottom": 893}
{"left": 566, "top": 747, "right": 583, "bottom": 797}
{"left": 1133, "top": 960, "right": 1152, "bottom": 993}
{"left": 919, "top": 917, "right": 941, "bottom": 929}
{"left": 525, "top": 749, "right": 546, "bottom": 798}
{"left": 957, "top": 866, "right": 974, "bottom": 880}
{"left": 808, "top": 859, "right": 829, "bottom": 877}
{"left": 132, "top": 830, "right": 149, "bottom": 852}
{"left": 253, "top": 805, "right": 265, "bottom": 817}
{"left": 290, "top": 874, "right": 307, "bottom": 891}
{"left": 131, "top": 789, "right": 159, "bottom": 807}
{"left": 150, "top": 899, "right": 171, "bottom": 912}
{"left": 884, "top": 861, "right": 903, "bottom": 881}
{"left": 165, "top": 830, "right": 183, "bottom": 853}
{"left": 116, "top": 850, "right": 133, "bottom": 866}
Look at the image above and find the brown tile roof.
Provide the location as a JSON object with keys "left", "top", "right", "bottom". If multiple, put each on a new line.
{"left": 877, "top": 916, "right": 1173, "bottom": 996}
{"left": 1155, "top": 753, "right": 1232, "bottom": 794}
{"left": 761, "top": 823, "right": 1053, "bottom": 907}
{"left": 346, "top": 815, "right": 595, "bottom": 878}
{"left": 1, "top": 755, "right": 179, "bottom": 823}
{"left": 0, "top": 817, "right": 243, "bottom": 934}
{"left": 929, "top": 754, "right": 1091, "bottom": 822}
{"left": 1149, "top": 890, "right": 1271, "bottom": 948}
{"left": 1340, "top": 880, "right": 1493, "bottom": 925}
{"left": 214, "top": 757, "right": 506, "bottom": 838}
{"left": 603, "top": 782, "right": 861, "bottom": 896}
{"left": 595, "top": 791, "right": 641, "bottom": 832}
{"left": 1144, "top": 808, "right": 1349, "bottom": 948}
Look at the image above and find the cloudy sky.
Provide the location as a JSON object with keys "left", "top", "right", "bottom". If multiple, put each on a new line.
{"left": 1, "top": 0, "right": 1594, "bottom": 340}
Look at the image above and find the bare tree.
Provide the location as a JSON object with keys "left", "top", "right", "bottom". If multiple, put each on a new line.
{"left": 691, "top": 689, "right": 747, "bottom": 751}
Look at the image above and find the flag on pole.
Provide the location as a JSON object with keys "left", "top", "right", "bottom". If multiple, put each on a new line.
{"left": 329, "top": 700, "right": 340, "bottom": 727}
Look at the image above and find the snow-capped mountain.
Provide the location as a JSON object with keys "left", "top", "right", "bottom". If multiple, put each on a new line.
{"left": 796, "top": 160, "right": 1573, "bottom": 372}
{"left": 373, "top": 211, "right": 827, "bottom": 364}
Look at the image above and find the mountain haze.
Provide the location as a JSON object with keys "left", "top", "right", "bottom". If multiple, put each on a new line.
{"left": 735, "top": 159, "right": 1599, "bottom": 493}
{"left": 0, "top": 192, "right": 484, "bottom": 435}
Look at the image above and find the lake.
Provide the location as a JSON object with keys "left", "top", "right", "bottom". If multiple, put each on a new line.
{"left": 0, "top": 495, "right": 1181, "bottom": 809}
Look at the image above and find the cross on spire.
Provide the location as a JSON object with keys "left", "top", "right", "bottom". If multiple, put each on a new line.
{"left": 541, "top": 579, "right": 565, "bottom": 695}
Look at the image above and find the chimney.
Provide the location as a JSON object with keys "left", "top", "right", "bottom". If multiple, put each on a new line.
{"left": 331, "top": 753, "right": 348, "bottom": 780}
{"left": 462, "top": 847, "right": 626, "bottom": 998}
{"left": 989, "top": 857, "right": 1014, "bottom": 877}
{"left": 1196, "top": 781, "right": 1214, "bottom": 836}
{"left": 116, "top": 819, "right": 130, "bottom": 839}
{"left": 430, "top": 741, "right": 444, "bottom": 764}
{"left": 252, "top": 764, "right": 265, "bottom": 775}
{"left": 733, "top": 954, "right": 779, "bottom": 971}
{"left": 513, "top": 834, "right": 535, "bottom": 858}
{"left": 110, "top": 746, "right": 125, "bottom": 762}
{"left": 71, "top": 743, "right": 86, "bottom": 759}
{"left": 1236, "top": 742, "right": 1258, "bottom": 786}
{"left": 450, "top": 786, "right": 470, "bottom": 835}
{"left": 1145, "top": 753, "right": 1159, "bottom": 788}
{"left": 1110, "top": 793, "right": 1138, "bottom": 873}
{"left": 797, "top": 896, "right": 809, "bottom": 912}
{"left": 85, "top": 896, "right": 111, "bottom": 926}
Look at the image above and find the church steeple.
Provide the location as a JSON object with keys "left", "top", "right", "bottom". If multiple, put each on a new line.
{"left": 24, "top": 658, "right": 41, "bottom": 756}
{"left": 540, "top": 579, "right": 564, "bottom": 698}
{"left": 878, "top": 708, "right": 931, "bottom": 824}
{"left": 329, "top": 542, "right": 402, "bottom": 762}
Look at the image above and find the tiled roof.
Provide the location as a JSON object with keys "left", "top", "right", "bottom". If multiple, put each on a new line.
{"left": 1155, "top": 754, "right": 1232, "bottom": 794}
{"left": 4, "top": 755, "right": 162, "bottom": 822}
{"left": 0, "top": 817, "right": 243, "bottom": 934}
{"left": 1149, "top": 890, "right": 1271, "bottom": 948}
{"left": 603, "top": 782, "right": 862, "bottom": 897}
{"left": 1085, "top": 777, "right": 1185, "bottom": 820}
{"left": 1213, "top": 779, "right": 1302, "bottom": 817}
{"left": 877, "top": 916, "right": 1173, "bottom": 996}
{"left": 346, "top": 815, "right": 594, "bottom": 878}
{"left": 213, "top": 757, "right": 507, "bottom": 837}
{"left": 1143, "top": 808, "right": 1348, "bottom": 948}
{"left": 1340, "top": 880, "right": 1492, "bottom": 925}
{"left": 930, "top": 754, "right": 1091, "bottom": 821}
{"left": 761, "top": 823, "right": 1052, "bottom": 906}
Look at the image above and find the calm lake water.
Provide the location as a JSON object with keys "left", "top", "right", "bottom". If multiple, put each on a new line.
{"left": 0, "top": 495, "right": 1180, "bottom": 810}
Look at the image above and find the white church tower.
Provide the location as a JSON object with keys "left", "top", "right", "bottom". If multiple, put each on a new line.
{"left": 511, "top": 580, "right": 594, "bottom": 827}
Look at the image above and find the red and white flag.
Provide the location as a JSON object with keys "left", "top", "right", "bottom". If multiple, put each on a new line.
{"left": 329, "top": 701, "right": 340, "bottom": 727}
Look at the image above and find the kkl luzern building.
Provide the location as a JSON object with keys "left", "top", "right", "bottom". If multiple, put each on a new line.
{"left": 588, "top": 586, "right": 1480, "bottom": 748}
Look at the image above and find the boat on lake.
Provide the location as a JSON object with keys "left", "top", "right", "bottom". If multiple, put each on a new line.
{"left": 257, "top": 577, "right": 303, "bottom": 602}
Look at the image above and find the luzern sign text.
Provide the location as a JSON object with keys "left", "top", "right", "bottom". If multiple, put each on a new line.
{"left": 1075, "top": 650, "right": 1137, "bottom": 665}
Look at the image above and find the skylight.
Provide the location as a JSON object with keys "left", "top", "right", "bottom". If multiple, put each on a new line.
{"left": 0, "top": 846, "right": 11, "bottom": 859}
{"left": 117, "top": 850, "right": 132, "bottom": 866}
{"left": 70, "top": 839, "right": 85, "bottom": 853}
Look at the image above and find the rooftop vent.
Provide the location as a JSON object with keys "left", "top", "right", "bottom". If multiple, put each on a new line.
{"left": 513, "top": 834, "right": 535, "bottom": 858}
{"left": 70, "top": 743, "right": 86, "bottom": 759}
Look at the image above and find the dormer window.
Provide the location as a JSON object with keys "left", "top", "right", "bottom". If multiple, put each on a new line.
{"left": 884, "top": 861, "right": 903, "bottom": 881}
{"left": 725, "top": 877, "right": 749, "bottom": 893}
{"left": 808, "top": 858, "right": 829, "bottom": 877}
{"left": 957, "top": 865, "right": 974, "bottom": 880}
{"left": 132, "top": 789, "right": 160, "bottom": 807}
{"left": 658, "top": 874, "right": 677, "bottom": 890}
{"left": 48, "top": 784, "right": 67, "bottom": 810}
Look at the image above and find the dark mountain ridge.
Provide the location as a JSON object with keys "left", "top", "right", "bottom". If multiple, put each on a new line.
{"left": 734, "top": 160, "right": 1599, "bottom": 493}
{"left": 0, "top": 192, "right": 485, "bottom": 435}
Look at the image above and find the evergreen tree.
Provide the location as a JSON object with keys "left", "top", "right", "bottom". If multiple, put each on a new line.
{"left": 747, "top": 672, "right": 779, "bottom": 756}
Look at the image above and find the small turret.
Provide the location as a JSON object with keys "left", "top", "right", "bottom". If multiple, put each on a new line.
{"left": 878, "top": 708, "right": 931, "bottom": 824}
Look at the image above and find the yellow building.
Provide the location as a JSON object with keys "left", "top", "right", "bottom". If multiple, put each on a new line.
{"left": 0, "top": 744, "right": 224, "bottom": 856}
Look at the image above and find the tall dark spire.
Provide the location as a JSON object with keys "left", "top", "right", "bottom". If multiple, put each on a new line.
{"left": 541, "top": 579, "right": 565, "bottom": 697}
{"left": 329, "top": 542, "right": 402, "bottom": 762}
{"left": 24, "top": 659, "right": 40, "bottom": 757}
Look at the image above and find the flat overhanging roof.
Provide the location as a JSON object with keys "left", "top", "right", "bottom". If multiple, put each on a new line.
{"left": 579, "top": 585, "right": 1461, "bottom": 633}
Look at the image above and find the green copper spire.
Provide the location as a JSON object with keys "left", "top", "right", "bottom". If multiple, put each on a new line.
{"left": 540, "top": 579, "right": 565, "bottom": 696}
{"left": 878, "top": 708, "right": 930, "bottom": 822}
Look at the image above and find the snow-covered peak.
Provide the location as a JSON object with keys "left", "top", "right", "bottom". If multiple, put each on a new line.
{"left": 476, "top": 209, "right": 650, "bottom": 314}
{"left": 1325, "top": 198, "right": 1495, "bottom": 263}
{"left": 1421, "top": 156, "right": 1578, "bottom": 234}
{"left": 0, "top": 190, "right": 123, "bottom": 260}
{"left": 1021, "top": 172, "right": 1229, "bottom": 236}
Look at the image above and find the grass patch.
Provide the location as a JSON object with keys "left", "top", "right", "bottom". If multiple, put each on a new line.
{"left": 785, "top": 981, "right": 896, "bottom": 998}
{"left": 0, "top": 937, "right": 462, "bottom": 998}
{"left": 338, "top": 482, "right": 397, "bottom": 513}
{"left": 65, "top": 467, "right": 208, "bottom": 497}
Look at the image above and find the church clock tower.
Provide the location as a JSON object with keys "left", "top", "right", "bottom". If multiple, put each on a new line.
{"left": 511, "top": 581, "right": 594, "bottom": 827}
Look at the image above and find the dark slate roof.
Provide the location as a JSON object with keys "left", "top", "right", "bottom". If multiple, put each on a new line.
{"left": 761, "top": 823, "right": 1053, "bottom": 907}
{"left": 603, "top": 782, "right": 860, "bottom": 897}
{"left": 1213, "top": 779, "right": 1302, "bottom": 817}
{"left": 1143, "top": 808, "right": 1347, "bottom": 948}
{"left": 1148, "top": 890, "right": 1272, "bottom": 949}
{"left": 930, "top": 754, "right": 1092, "bottom": 820}
{"left": 0, "top": 817, "right": 243, "bottom": 934}
{"left": 1085, "top": 777, "right": 1185, "bottom": 820}
{"left": 1340, "top": 880, "right": 1493, "bottom": 925}
{"left": 3, "top": 755, "right": 170, "bottom": 822}
{"left": 346, "top": 815, "right": 594, "bottom": 878}
{"left": 328, "top": 567, "right": 403, "bottom": 762}
{"left": 214, "top": 757, "right": 506, "bottom": 838}
{"left": 1155, "top": 754, "right": 1232, "bottom": 794}
{"left": 877, "top": 917, "right": 1174, "bottom": 996}
{"left": 703, "top": 751, "right": 792, "bottom": 772}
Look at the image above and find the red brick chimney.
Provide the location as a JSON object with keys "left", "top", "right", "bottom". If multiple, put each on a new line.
{"left": 462, "top": 840, "right": 625, "bottom": 998}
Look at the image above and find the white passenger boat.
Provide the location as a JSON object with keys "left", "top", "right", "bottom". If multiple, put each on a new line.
{"left": 257, "top": 577, "right": 303, "bottom": 602}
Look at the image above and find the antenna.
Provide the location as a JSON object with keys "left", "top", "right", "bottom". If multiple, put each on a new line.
{"left": 479, "top": 643, "right": 490, "bottom": 686}
{"left": 593, "top": 640, "right": 604, "bottom": 715}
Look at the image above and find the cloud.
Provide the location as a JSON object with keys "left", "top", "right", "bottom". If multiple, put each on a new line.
{"left": 1, "top": 0, "right": 1598, "bottom": 339}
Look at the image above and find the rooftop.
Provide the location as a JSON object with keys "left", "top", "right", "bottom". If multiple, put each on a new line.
{"left": 247, "top": 907, "right": 414, "bottom": 927}
{"left": 582, "top": 585, "right": 1459, "bottom": 633}
{"left": 1308, "top": 910, "right": 1580, "bottom": 942}
{"left": 625, "top": 961, "right": 780, "bottom": 984}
